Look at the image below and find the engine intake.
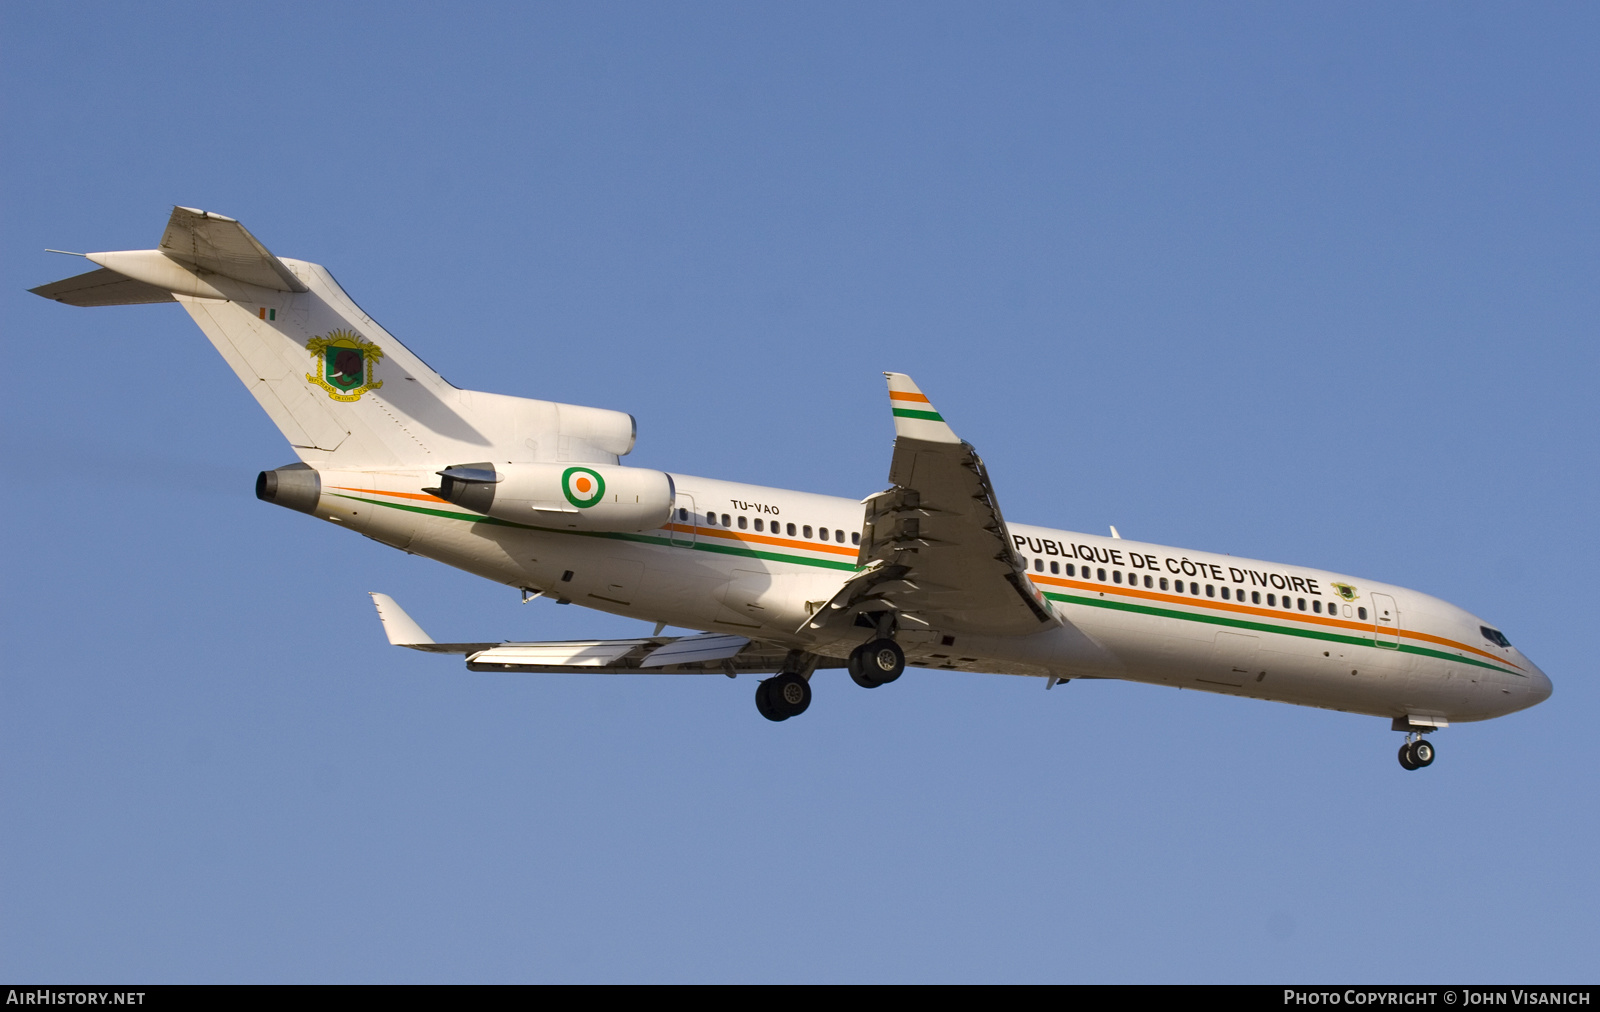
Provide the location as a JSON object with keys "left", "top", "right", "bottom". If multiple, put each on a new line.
{"left": 256, "top": 463, "right": 321, "bottom": 514}
{"left": 430, "top": 462, "right": 673, "bottom": 533}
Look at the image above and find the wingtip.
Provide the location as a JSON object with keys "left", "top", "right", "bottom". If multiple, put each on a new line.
{"left": 369, "top": 592, "right": 435, "bottom": 646}
{"left": 884, "top": 372, "right": 960, "bottom": 443}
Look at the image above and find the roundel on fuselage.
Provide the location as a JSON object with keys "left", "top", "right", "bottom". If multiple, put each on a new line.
{"left": 562, "top": 466, "right": 606, "bottom": 508}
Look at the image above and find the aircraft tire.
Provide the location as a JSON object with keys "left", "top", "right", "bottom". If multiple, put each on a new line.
{"left": 1411, "top": 740, "right": 1435, "bottom": 767}
{"left": 769, "top": 672, "right": 811, "bottom": 717}
{"left": 862, "top": 639, "right": 905, "bottom": 684}
{"left": 1398, "top": 742, "right": 1419, "bottom": 770}
{"left": 755, "top": 678, "right": 788, "bottom": 722}
{"left": 848, "top": 647, "right": 883, "bottom": 688}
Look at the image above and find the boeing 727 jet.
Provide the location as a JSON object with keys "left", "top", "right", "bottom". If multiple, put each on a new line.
{"left": 31, "top": 207, "right": 1553, "bottom": 769}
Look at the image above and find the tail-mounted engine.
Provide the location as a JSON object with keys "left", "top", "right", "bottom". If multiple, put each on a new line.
{"left": 256, "top": 463, "right": 321, "bottom": 514}
{"left": 429, "top": 462, "right": 674, "bottom": 533}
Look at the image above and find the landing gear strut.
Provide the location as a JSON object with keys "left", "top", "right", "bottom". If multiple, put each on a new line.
{"left": 1397, "top": 734, "right": 1436, "bottom": 770}
{"left": 848, "top": 638, "right": 905, "bottom": 688}
{"left": 756, "top": 671, "right": 811, "bottom": 722}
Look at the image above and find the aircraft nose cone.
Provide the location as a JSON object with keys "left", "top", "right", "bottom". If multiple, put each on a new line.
{"left": 1529, "top": 663, "right": 1554, "bottom": 706}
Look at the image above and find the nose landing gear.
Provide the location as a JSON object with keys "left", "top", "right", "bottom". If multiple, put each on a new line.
{"left": 847, "top": 638, "right": 905, "bottom": 689}
{"left": 1397, "top": 734, "right": 1436, "bottom": 770}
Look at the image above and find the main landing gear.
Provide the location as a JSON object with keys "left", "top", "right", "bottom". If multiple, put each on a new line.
{"left": 754, "top": 637, "right": 907, "bottom": 722}
{"left": 755, "top": 671, "right": 812, "bottom": 722}
{"left": 1397, "top": 734, "right": 1436, "bottom": 770}
{"left": 848, "top": 638, "right": 905, "bottom": 689}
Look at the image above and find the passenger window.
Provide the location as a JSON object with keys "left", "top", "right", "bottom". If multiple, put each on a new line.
{"left": 1190, "top": 582, "right": 1199, "bottom": 595}
{"left": 754, "top": 518, "right": 764, "bottom": 532}
{"left": 836, "top": 530, "right": 845, "bottom": 543}
{"left": 1113, "top": 570, "right": 1122, "bottom": 583}
{"left": 1358, "top": 606, "right": 1368, "bottom": 620}
{"left": 1252, "top": 591, "right": 1260, "bottom": 604}
{"left": 1066, "top": 564, "right": 1076, "bottom": 577}
{"left": 1159, "top": 578, "right": 1169, "bottom": 591}
{"left": 1312, "top": 600, "right": 1321, "bottom": 613}
{"left": 1034, "top": 558, "right": 1044, "bottom": 572}
{"left": 803, "top": 526, "right": 813, "bottom": 539}
{"left": 1267, "top": 594, "right": 1276, "bottom": 607}
{"left": 1297, "top": 598, "right": 1306, "bottom": 611}
{"left": 677, "top": 508, "right": 687, "bottom": 522}
{"left": 1097, "top": 568, "right": 1106, "bottom": 581}
{"left": 1050, "top": 561, "right": 1060, "bottom": 574}
{"left": 737, "top": 516, "right": 748, "bottom": 530}
{"left": 852, "top": 532, "right": 860, "bottom": 545}
{"left": 787, "top": 523, "right": 796, "bottom": 536}
{"left": 706, "top": 512, "right": 716, "bottom": 525}
{"left": 1144, "top": 575, "right": 1153, "bottom": 588}
{"left": 1220, "top": 587, "right": 1230, "bottom": 600}
{"left": 1205, "top": 584, "right": 1215, "bottom": 597}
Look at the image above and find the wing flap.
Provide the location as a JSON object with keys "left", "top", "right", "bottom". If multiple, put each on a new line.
{"left": 639, "top": 634, "right": 751, "bottom": 667}
{"left": 470, "top": 640, "right": 651, "bottom": 667}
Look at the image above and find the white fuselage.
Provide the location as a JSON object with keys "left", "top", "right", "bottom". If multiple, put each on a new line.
{"left": 321, "top": 468, "right": 1551, "bottom": 726}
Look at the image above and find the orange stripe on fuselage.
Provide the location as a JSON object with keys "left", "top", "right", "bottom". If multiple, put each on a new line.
{"left": 666, "top": 522, "right": 859, "bottom": 557}
{"left": 332, "top": 486, "right": 449, "bottom": 504}
{"left": 1029, "top": 573, "right": 1520, "bottom": 670}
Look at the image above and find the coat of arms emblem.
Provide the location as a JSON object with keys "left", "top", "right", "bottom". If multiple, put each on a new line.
{"left": 306, "top": 329, "right": 384, "bottom": 402}
{"left": 1331, "top": 582, "right": 1359, "bottom": 602}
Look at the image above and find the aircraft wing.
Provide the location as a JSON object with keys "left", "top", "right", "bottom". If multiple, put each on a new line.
{"left": 804, "top": 374, "right": 1058, "bottom": 638}
{"left": 370, "top": 593, "right": 833, "bottom": 675}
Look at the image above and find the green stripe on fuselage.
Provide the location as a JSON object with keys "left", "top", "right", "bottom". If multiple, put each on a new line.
{"left": 1043, "top": 590, "right": 1520, "bottom": 676}
{"left": 331, "top": 493, "right": 858, "bottom": 572}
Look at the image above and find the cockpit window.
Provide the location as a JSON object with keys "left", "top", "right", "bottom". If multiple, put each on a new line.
{"left": 1481, "top": 626, "right": 1512, "bottom": 648}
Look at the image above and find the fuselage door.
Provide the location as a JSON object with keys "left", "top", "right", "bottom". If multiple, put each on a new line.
{"left": 670, "top": 493, "right": 697, "bottom": 547}
{"left": 1371, "top": 592, "right": 1400, "bottom": 648}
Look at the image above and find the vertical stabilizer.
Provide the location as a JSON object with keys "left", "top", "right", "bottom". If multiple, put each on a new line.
{"left": 30, "top": 207, "right": 638, "bottom": 471}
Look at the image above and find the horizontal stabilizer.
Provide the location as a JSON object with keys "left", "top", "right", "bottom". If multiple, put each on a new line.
{"left": 159, "top": 206, "right": 308, "bottom": 292}
{"left": 29, "top": 267, "right": 175, "bottom": 307}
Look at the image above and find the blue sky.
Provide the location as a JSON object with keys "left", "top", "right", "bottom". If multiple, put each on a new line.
{"left": 3, "top": 2, "right": 1596, "bottom": 982}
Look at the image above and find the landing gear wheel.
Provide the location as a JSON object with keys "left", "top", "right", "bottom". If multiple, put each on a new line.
{"left": 755, "top": 678, "right": 788, "bottom": 722}
{"left": 756, "top": 673, "right": 810, "bottom": 721}
{"left": 848, "top": 647, "right": 882, "bottom": 688}
{"left": 858, "top": 638, "right": 905, "bottom": 685}
{"left": 1398, "top": 742, "right": 1419, "bottom": 770}
{"left": 772, "top": 672, "right": 811, "bottom": 717}
{"left": 1411, "top": 739, "right": 1435, "bottom": 767}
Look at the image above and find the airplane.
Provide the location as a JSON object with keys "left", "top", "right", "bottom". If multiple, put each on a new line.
{"left": 30, "top": 206, "right": 1553, "bottom": 770}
